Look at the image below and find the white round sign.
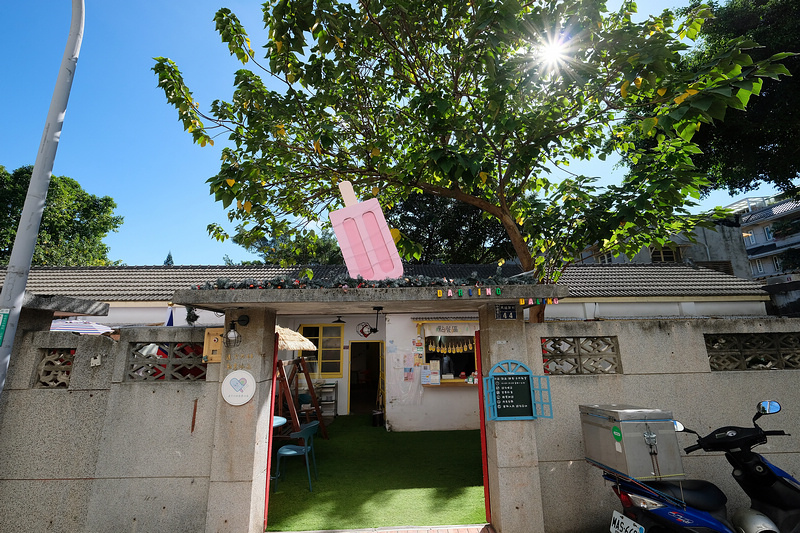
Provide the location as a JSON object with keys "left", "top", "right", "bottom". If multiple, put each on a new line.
{"left": 221, "top": 369, "right": 256, "bottom": 406}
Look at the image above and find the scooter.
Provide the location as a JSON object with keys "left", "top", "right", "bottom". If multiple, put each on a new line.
{"left": 604, "top": 400, "right": 800, "bottom": 533}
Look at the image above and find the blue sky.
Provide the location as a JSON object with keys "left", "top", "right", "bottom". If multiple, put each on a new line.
{"left": 1, "top": 1, "right": 776, "bottom": 266}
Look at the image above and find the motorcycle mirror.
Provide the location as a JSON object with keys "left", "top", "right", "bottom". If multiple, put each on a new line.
{"left": 758, "top": 400, "right": 781, "bottom": 415}
{"left": 673, "top": 420, "right": 685, "bottom": 432}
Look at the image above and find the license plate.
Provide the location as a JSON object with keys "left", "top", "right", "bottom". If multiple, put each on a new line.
{"left": 610, "top": 510, "right": 645, "bottom": 533}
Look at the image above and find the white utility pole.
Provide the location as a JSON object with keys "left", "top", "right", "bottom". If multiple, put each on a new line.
{"left": 0, "top": 0, "right": 85, "bottom": 399}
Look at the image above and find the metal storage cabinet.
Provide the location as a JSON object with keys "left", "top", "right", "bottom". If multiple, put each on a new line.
{"left": 580, "top": 404, "right": 685, "bottom": 480}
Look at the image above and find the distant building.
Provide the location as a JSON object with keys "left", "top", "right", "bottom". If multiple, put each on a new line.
{"left": 731, "top": 196, "right": 800, "bottom": 315}
{"left": 579, "top": 219, "right": 752, "bottom": 280}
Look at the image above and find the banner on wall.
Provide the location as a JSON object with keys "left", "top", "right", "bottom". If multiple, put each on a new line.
{"left": 423, "top": 322, "right": 479, "bottom": 337}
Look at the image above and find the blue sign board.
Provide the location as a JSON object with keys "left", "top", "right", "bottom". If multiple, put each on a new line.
{"left": 484, "top": 360, "right": 553, "bottom": 421}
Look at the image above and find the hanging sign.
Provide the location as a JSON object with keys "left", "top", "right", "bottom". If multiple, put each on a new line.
{"left": 484, "top": 360, "right": 553, "bottom": 421}
{"left": 221, "top": 369, "right": 256, "bottom": 406}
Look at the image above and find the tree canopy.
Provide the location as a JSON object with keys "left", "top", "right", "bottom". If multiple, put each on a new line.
{"left": 683, "top": 0, "right": 800, "bottom": 196}
{"left": 0, "top": 165, "right": 123, "bottom": 266}
{"left": 154, "top": 0, "right": 790, "bottom": 281}
{"left": 232, "top": 227, "right": 344, "bottom": 265}
{"left": 385, "top": 194, "right": 515, "bottom": 264}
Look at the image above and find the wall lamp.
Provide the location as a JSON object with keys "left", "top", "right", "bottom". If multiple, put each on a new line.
{"left": 224, "top": 315, "right": 250, "bottom": 347}
{"left": 368, "top": 306, "right": 383, "bottom": 334}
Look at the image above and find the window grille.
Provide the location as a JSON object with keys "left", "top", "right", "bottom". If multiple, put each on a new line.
{"left": 597, "top": 252, "right": 614, "bottom": 264}
{"left": 36, "top": 348, "right": 75, "bottom": 388}
{"left": 541, "top": 336, "right": 621, "bottom": 374}
{"left": 650, "top": 247, "right": 681, "bottom": 262}
{"left": 705, "top": 333, "right": 800, "bottom": 371}
{"left": 773, "top": 255, "right": 782, "bottom": 272}
{"left": 125, "top": 342, "right": 207, "bottom": 381}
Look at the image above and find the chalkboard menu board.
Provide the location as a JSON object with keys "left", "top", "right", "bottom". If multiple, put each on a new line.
{"left": 493, "top": 374, "right": 534, "bottom": 418}
{"left": 484, "top": 360, "right": 553, "bottom": 421}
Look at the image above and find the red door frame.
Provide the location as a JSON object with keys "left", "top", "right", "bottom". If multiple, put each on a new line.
{"left": 264, "top": 333, "right": 280, "bottom": 530}
{"left": 475, "top": 330, "right": 491, "bottom": 523}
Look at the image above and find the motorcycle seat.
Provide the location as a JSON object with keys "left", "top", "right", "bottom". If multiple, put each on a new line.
{"left": 645, "top": 479, "right": 728, "bottom": 512}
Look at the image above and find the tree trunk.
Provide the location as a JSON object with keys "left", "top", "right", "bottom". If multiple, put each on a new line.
{"left": 495, "top": 214, "right": 550, "bottom": 323}
{"left": 529, "top": 303, "right": 546, "bottom": 323}
{"left": 498, "top": 213, "right": 535, "bottom": 273}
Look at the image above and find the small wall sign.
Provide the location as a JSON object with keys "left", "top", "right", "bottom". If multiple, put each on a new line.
{"left": 0, "top": 308, "right": 9, "bottom": 345}
{"left": 495, "top": 305, "right": 517, "bottom": 320}
{"left": 484, "top": 360, "right": 553, "bottom": 421}
{"left": 221, "top": 369, "right": 256, "bottom": 406}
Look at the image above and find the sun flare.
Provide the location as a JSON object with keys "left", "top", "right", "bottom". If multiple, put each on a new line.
{"left": 541, "top": 37, "right": 568, "bottom": 70}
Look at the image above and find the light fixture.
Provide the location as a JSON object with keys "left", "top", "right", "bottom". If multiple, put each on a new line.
{"left": 333, "top": 316, "right": 346, "bottom": 324}
{"left": 368, "top": 306, "right": 383, "bottom": 334}
{"left": 223, "top": 315, "right": 250, "bottom": 347}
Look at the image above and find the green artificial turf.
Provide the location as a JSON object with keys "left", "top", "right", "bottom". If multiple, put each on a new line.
{"left": 266, "top": 414, "right": 486, "bottom": 531}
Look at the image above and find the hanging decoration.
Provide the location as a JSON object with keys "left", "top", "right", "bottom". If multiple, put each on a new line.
{"left": 425, "top": 336, "right": 475, "bottom": 354}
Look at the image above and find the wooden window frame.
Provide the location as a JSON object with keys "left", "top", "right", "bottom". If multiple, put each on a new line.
{"left": 299, "top": 324, "right": 344, "bottom": 379}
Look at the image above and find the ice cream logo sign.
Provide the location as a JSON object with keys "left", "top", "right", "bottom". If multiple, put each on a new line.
{"left": 329, "top": 181, "right": 404, "bottom": 280}
{"left": 221, "top": 369, "right": 256, "bottom": 406}
{"left": 326, "top": 182, "right": 560, "bottom": 308}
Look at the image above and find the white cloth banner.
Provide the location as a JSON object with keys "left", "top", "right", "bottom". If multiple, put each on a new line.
{"left": 423, "top": 322, "right": 479, "bottom": 337}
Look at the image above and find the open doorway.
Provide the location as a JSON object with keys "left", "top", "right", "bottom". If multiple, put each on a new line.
{"left": 348, "top": 340, "right": 382, "bottom": 414}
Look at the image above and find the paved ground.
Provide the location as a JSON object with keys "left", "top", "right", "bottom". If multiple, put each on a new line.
{"left": 272, "top": 525, "right": 494, "bottom": 533}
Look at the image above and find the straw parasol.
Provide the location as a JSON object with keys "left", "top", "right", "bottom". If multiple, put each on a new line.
{"left": 275, "top": 325, "right": 316, "bottom": 351}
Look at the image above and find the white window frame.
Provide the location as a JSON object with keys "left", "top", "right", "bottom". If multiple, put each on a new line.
{"left": 755, "top": 259, "right": 764, "bottom": 274}
{"left": 773, "top": 255, "right": 782, "bottom": 272}
{"left": 597, "top": 251, "right": 613, "bottom": 264}
{"left": 765, "top": 225, "right": 774, "bottom": 241}
{"left": 650, "top": 247, "right": 680, "bottom": 262}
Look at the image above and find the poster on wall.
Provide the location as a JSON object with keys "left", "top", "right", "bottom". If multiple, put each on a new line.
{"left": 429, "top": 360, "right": 440, "bottom": 385}
{"left": 421, "top": 364, "right": 431, "bottom": 385}
{"left": 404, "top": 353, "right": 414, "bottom": 381}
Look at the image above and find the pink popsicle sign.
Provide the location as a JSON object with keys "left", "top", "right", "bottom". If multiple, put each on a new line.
{"left": 329, "top": 181, "right": 404, "bottom": 280}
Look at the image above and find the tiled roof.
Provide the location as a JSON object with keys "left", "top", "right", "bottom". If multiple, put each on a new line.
{"left": 554, "top": 263, "right": 766, "bottom": 298}
{"left": 0, "top": 263, "right": 767, "bottom": 302}
{"left": 741, "top": 198, "right": 800, "bottom": 225}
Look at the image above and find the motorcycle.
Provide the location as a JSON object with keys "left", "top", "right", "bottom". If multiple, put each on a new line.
{"left": 604, "top": 400, "right": 800, "bottom": 533}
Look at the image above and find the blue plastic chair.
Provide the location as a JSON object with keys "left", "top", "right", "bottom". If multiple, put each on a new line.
{"left": 274, "top": 420, "right": 319, "bottom": 492}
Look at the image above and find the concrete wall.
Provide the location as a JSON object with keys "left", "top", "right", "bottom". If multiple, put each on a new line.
{"left": 0, "top": 325, "right": 217, "bottom": 533}
{"left": 530, "top": 318, "right": 800, "bottom": 533}
{"left": 547, "top": 299, "right": 767, "bottom": 320}
{"left": 383, "top": 314, "right": 480, "bottom": 431}
{"left": 0, "top": 311, "right": 280, "bottom": 533}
